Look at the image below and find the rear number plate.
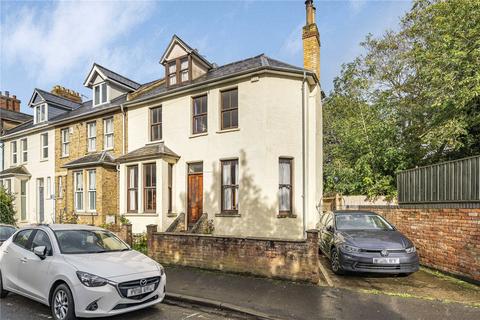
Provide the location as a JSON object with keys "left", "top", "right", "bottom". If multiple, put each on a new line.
{"left": 373, "top": 258, "right": 400, "bottom": 264}
{"left": 127, "top": 284, "right": 155, "bottom": 297}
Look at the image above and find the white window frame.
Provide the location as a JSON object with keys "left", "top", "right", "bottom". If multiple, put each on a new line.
{"left": 11, "top": 141, "right": 17, "bottom": 165}
{"left": 87, "top": 170, "right": 96, "bottom": 212}
{"left": 74, "top": 171, "right": 84, "bottom": 212}
{"left": 87, "top": 121, "right": 97, "bottom": 152}
{"left": 93, "top": 82, "right": 108, "bottom": 106}
{"left": 21, "top": 138, "right": 28, "bottom": 163}
{"left": 61, "top": 128, "right": 70, "bottom": 157}
{"left": 35, "top": 103, "right": 47, "bottom": 124}
{"left": 40, "top": 133, "right": 49, "bottom": 160}
{"left": 4, "top": 179, "right": 11, "bottom": 193}
{"left": 58, "top": 176, "right": 64, "bottom": 199}
{"left": 46, "top": 177, "right": 52, "bottom": 199}
{"left": 103, "top": 118, "right": 114, "bottom": 150}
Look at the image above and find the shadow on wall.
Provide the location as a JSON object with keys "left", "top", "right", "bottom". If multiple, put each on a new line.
{"left": 201, "top": 149, "right": 303, "bottom": 239}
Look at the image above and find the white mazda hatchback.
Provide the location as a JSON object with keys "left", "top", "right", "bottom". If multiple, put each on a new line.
{"left": 0, "top": 224, "right": 166, "bottom": 320}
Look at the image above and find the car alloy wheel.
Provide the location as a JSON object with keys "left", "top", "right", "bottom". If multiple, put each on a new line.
{"left": 331, "top": 248, "right": 344, "bottom": 275}
{"left": 54, "top": 289, "right": 69, "bottom": 320}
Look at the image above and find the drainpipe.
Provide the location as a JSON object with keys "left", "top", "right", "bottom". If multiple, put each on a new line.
{"left": 121, "top": 104, "right": 126, "bottom": 155}
{"left": 119, "top": 103, "right": 126, "bottom": 223}
{"left": 302, "top": 71, "right": 307, "bottom": 238}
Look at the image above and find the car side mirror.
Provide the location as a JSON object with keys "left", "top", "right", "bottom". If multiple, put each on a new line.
{"left": 326, "top": 225, "right": 334, "bottom": 232}
{"left": 33, "top": 246, "right": 47, "bottom": 259}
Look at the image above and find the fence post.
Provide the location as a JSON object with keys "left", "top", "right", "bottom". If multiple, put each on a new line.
{"left": 124, "top": 224, "right": 133, "bottom": 247}
{"left": 306, "top": 229, "right": 320, "bottom": 283}
{"left": 146, "top": 224, "right": 158, "bottom": 257}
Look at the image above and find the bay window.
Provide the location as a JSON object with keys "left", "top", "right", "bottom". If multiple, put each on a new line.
{"left": 127, "top": 165, "right": 138, "bottom": 213}
{"left": 143, "top": 163, "right": 156, "bottom": 212}
{"left": 87, "top": 170, "right": 96, "bottom": 211}
{"left": 74, "top": 171, "right": 84, "bottom": 211}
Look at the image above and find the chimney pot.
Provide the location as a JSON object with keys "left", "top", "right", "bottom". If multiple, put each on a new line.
{"left": 302, "top": 0, "right": 320, "bottom": 80}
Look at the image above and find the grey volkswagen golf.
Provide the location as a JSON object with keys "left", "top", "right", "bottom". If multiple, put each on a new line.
{"left": 318, "top": 210, "right": 419, "bottom": 275}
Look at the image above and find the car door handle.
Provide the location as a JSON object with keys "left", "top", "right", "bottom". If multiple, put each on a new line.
{"left": 20, "top": 257, "right": 27, "bottom": 263}
{"left": 2, "top": 250, "right": 8, "bottom": 254}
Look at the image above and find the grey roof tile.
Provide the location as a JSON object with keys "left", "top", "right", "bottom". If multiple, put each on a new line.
{"left": 94, "top": 64, "right": 141, "bottom": 90}
{"left": 0, "top": 166, "right": 31, "bottom": 177}
{"left": 35, "top": 89, "right": 82, "bottom": 110}
{"left": 116, "top": 142, "right": 179, "bottom": 163}
{"left": 0, "top": 109, "right": 32, "bottom": 123}
{"left": 62, "top": 151, "right": 116, "bottom": 168}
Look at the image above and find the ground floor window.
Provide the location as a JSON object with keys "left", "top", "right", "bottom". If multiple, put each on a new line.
{"left": 127, "top": 165, "right": 138, "bottom": 213}
{"left": 221, "top": 159, "right": 239, "bottom": 213}
{"left": 74, "top": 171, "right": 84, "bottom": 211}
{"left": 143, "top": 163, "right": 156, "bottom": 212}
{"left": 168, "top": 163, "right": 173, "bottom": 213}
{"left": 279, "top": 158, "right": 293, "bottom": 214}
{"left": 20, "top": 180, "right": 27, "bottom": 220}
{"left": 88, "top": 170, "right": 96, "bottom": 211}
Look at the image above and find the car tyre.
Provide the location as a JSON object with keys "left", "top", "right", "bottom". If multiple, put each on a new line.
{"left": 330, "top": 248, "right": 345, "bottom": 275}
{"left": 0, "top": 270, "right": 9, "bottom": 298}
{"left": 51, "top": 284, "right": 77, "bottom": 320}
{"left": 398, "top": 273, "right": 412, "bottom": 277}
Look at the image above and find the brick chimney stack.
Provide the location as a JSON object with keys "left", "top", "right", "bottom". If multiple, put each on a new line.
{"left": 0, "top": 91, "right": 21, "bottom": 112}
{"left": 302, "top": 0, "right": 320, "bottom": 81}
{"left": 51, "top": 85, "right": 82, "bottom": 103}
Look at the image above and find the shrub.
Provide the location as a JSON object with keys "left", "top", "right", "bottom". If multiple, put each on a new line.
{"left": 0, "top": 187, "right": 16, "bottom": 225}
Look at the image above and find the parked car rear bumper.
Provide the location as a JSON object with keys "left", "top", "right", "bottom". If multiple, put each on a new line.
{"left": 338, "top": 251, "right": 419, "bottom": 274}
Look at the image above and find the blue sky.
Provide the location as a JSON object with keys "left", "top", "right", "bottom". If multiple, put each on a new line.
{"left": 0, "top": 0, "right": 411, "bottom": 114}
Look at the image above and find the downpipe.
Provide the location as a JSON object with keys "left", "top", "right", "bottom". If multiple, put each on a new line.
{"left": 302, "top": 71, "right": 307, "bottom": 238}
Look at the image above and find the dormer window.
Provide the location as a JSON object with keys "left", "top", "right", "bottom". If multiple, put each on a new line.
{"left": 35, "top": 104, "right": 47, "bottom": 123}
{"left": 167, "top": 57, "right": 189, "bottom": 87}
{"left": 93, "top": 82, "right": 108, "bottom": 106}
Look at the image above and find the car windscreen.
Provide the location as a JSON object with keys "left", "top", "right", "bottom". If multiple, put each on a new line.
{"left": 0, "top": 226, "right": 16, "bottom": 240}
{"left": 54, "top": 230, "right": 129, "bottom": 254}
{"left": 335, "top": 214, "right": 394, "bottom": 231}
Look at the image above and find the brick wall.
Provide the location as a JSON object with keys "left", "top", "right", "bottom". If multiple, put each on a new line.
{"left": 106, "top": 223, "right": 133, "bottom": 247}
{"left": 371, "top": 207, "right": 480, "bottom": 282}
{"left": 146, "top": 225, "right": 320, "bottom": 283}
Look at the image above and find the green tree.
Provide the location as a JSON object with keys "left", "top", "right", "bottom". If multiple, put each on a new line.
{"left": 0, "top": 187, "right": 17, "bottom": 225}
{"left": 324, "top": 0, "right": 480, "bottom": 198}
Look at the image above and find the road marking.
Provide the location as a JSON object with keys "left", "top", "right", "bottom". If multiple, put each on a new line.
{"left": 318, "top": 257, "right": 334, "bottom": 287}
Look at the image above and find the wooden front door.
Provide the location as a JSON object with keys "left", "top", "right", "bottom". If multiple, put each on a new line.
{"left": 187, "top": 173, "right": 203, "bottom": 226}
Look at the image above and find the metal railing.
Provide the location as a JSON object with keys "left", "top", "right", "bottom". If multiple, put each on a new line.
{"left": 397, "top": 155, "right": 480, "bottom": 205}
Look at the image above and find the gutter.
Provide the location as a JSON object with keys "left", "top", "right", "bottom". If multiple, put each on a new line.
{"left": 302, "top": 71, "right": 307, "bottom": 238}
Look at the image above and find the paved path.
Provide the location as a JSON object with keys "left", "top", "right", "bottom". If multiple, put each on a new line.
{"left": 0, "top": 292, "right": 239, "bottom": 320}
{"left": 166, "top": 266, "right": 480, "bottom": 320}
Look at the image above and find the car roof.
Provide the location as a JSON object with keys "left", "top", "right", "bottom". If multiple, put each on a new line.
{"left": 20, "top": 224, "right": 104, "bottom": 231}
{"left": 333, "top": 210, "right": 377, "bottom": 215}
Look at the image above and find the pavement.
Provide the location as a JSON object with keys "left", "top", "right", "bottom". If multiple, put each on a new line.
{"left": 0, "top": 291, "right": 241, "bottom": 320}
{"left": 165, "top": 265, "right": 480, "bottom": 320}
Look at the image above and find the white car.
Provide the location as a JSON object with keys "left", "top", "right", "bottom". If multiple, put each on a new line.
{"left": 0, "top": 224, "right": 166, "bottom": 320}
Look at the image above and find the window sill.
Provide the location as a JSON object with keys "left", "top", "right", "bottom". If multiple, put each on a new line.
{"left": 40, "top": 158, "right": 49, "bottom": 162}
{"left": 61, "top": 155, "right": 69, "bottom": 159}
{"left": 124, "top": 213, "right": 159, "bottom": 217}
{"left": 167, "top": 212, "right": 178, "bottom": 217}
{"left": 103, "top": 148, "right": 114, "bottom": 152}
{"left": 215, "top": 212, "right": 241, "bottom": 217}
{"left": 75, "top": 212, "right": 98, "bottom": 216}
{"left": 277, "top": 212, "right": 297, "bottom": 219}
{"left": 189, "top": 132, "right": 208, "bottom": 139}
{"left": 146, "top": 140, "right": 164, "bottom": 145}
{"left": 216, "top": 128, "right": 240, "bottom": 134}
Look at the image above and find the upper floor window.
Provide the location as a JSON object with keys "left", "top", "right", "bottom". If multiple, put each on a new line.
{"left": 87, "top": 121, "right": 96, "bottom": 152}
{"left": 94, "top": 82, "right": 108, "bottom": 106}
{"left": 40, "top": 133, "right": 48, "bottom": 160}
{"left": 221, "top": 88, "right": 238, "bottom": 130}
{"left": 21, "top": 138, "right": 28, "bottom": 163}
{"left": 103, "top": 118, "right": 114, "bottom": 150}
{"left": 35, "top": 104, "right": 47, "bottom": 123}
{"left": 192, "top": 95, "right": 207, "bottom": 134}
{"left": 61, "top": 128, "right": 70, "bottom": 157}
{"left": 11, "top": 141, "right": 17, "bottom": 165}
{"left": 150, "top": 106, "right": 162, "bottom": 141}
{"left": 166, "top": 57, "right": 189, "bottom": 87}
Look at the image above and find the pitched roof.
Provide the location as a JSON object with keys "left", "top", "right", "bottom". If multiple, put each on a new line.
{"left": 159, "top": 34, "right": 212, "bottom": 68}
{"left": 0, "top": 109, "right": 32, "bottom": 123}
{"left": 0, "top": 166, "right": 31, "bottom": 178}
{"left": 116, "top": 142, "right": 179, "bottom": 163}
{"left": 129, "top": 54, "right": 310, "bottom": 102}
{"left": 62, "top": 151, "right": 116, "bottom": 169}
{"left": 84, "top": 63, "right": 141, "bottom": 90}
{"left": 31, "top": 89, "right": 82, "bottom": 110}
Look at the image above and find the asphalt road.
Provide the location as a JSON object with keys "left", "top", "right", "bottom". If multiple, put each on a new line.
{"left": 0, "top": 293, "right": 239, "bottom": 320}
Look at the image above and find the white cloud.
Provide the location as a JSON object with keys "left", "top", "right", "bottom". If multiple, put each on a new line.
{"left": 349, "top": 0, "right": 367, "bottom": 14}
{"left": 279, "top": 22, "right": 303, "bottom": 58}
{"left": 2, "top": 1, "right": 154, "bottom": 85}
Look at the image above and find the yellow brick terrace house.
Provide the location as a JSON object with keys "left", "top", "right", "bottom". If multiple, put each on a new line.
{"left": 54, "top": 65, "right": 140, "bottom": 225}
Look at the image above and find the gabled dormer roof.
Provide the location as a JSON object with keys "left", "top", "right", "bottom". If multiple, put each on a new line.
{"left": 159, "top": 34, "right": 213, "bottom": 69}
{"left": 83, "top": 63, "right": 141, "bottom": 91}
{"left": 28, "top": 88, "right": 81, "bottom": 110}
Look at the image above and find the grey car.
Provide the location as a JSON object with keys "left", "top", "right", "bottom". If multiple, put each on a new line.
{"left": 318, "top": 210, "right": 419, "bottom": 275}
